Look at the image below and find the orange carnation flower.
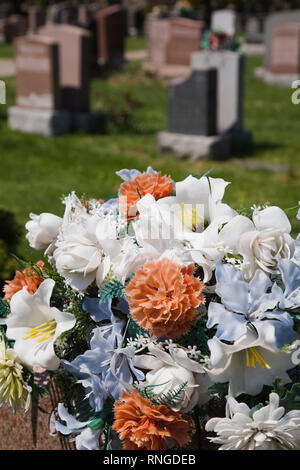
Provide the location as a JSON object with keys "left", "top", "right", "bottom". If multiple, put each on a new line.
{"left": 3, "top": 261, "right": 45, "bottom": 302}
{"left": 113, "top": 389, "right": 194, "bottom": 450}
{"left": 125, "top": 258, "right": 205, "bottom": 339}
{"left": 118, "top": 171, "right": 173, "bottom": 220}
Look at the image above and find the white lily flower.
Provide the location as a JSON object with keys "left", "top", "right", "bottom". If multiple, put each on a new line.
{"left": 133, "top": 343, "right": 211, "bottom": 412}
{"left": 206, "top": 392, "right": 300, "bottom": 450}
{"left": 207, "top": 324, "right": 293, "bottom": 397}
{"left": 6, "top": 279, "right": 76, "bottom": 371}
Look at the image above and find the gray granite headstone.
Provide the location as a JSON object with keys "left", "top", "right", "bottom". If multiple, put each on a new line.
{"left": 211, "top": 9, "right": 237, "bottom": 36}
{"left": 191, "top": 51, "right": 244, "bottom": 134}
{"left": 168, "top": 68, "right": 217, "bottom": 136}
{"left": 245, "top": 15, "right": 265, "bottom": 43}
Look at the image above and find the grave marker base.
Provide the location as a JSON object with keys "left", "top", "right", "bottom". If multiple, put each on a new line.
{"left": 157, "top": 129, "right": 252, "bottom": 161}
{"left": 254, "top": 66, "right": 299, "bottom": 86}
{"left": 8, "top": 107, "right": 103, "bottom": 136}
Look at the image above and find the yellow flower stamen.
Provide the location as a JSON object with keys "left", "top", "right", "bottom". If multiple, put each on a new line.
{"left": 245, "top": 347, "right": 271, "bottom": 369}
{"left": 23, "top": 319, "right": 57, "bottom": 343}
{"left": 178, "top": 203, "right": 204, "bottom": 231}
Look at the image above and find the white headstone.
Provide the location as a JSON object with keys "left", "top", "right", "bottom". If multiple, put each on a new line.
{"left": 211, "top": 9, "right": 236, "bottom": 36}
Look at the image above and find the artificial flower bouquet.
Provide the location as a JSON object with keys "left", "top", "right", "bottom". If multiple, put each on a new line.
{"left": 201, "top": 29, "right": 243, "bottom": 52}
{"left": 1, "top": 167, "right": 300, "bottom": 451}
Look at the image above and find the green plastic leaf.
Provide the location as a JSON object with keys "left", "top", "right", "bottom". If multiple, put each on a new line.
{"left": 278, "top": 382, "right": 300, "bottom": 412}
{"left": 249, "top": 403, "right": 264, "bottom": 418}
{"left": 88, "top": 417, "right": 105, "bottom": 430}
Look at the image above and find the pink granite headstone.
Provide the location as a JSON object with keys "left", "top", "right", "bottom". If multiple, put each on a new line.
{"left": 38, "top": 24, "right": 92, "bottom": 112}
{"left": 270, "top": 23, "right": 300, "bottom": 74}
{"left": 14, "top": 35, "right": 61, "bottom": 111}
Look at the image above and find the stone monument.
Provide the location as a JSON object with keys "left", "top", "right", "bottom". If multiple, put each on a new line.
{"left": 144, "top": 15, "right": 203, "bottom": 79}
{"left": 157, "top": 68, "right": 232, "bottom": 160}
{"left": 94, "top": 5, "right": 126, "bottom": 66}
{"left": 157, "top": 50, "right": 253, "bottom": 160}
{"left": 254, "top": 10, "right": 300, "bottom": 86}
{"left": 8, "top": 35, "right": 71, "bottom": 136}
{"left": 27, "top": 5, "right": 46, "bottom": 34}
{"left": 191, "top": 50, "right": 252, "bottom": 154}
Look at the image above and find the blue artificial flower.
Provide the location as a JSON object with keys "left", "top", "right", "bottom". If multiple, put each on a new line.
{"left": 116, "top": 167, "right": 156, "bottom": 182}
{"left": 277, "top": 259, "right": 300, "bottom": 310}
{"left": 101, "top": 198, "right": 118, "bottom": 214}
{"left": 54, "top": 403, "right": 101, "bottom": 450}
{"left": 207, "top": 261, "right": 297, "bottom": 349}
{"left": 62, "top": 301, "right": 144, "bottom": 409}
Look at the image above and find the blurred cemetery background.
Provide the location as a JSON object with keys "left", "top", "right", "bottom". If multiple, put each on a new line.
{"left": 0, "top": 0, "right": 300, "bottom": 449}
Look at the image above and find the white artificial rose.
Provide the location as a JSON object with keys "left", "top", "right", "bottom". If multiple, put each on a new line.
{"left": 53, "top": 214, "right": 110, "bottom": 292}
{"left": 239, "top": 229, "right": 294, "bottom": 281}
{"left": 25, "top": 212, "right": 62, "bottom": 253}
{"left": 144, "top": 364, "right": 200, "bottom": 412}
{"left": 238, "top": 206, "right": 295, "bottom": 280}
{"left": 133, "top": 343, "right": 211, "bottom": 413}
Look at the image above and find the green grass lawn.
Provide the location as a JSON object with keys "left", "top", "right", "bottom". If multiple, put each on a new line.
{"left": 0, "top": 42, "right": 13, "bottom": 59}
{"left": 0, "top": 54, "right": 299, "bottom": 247}
{"left": 125, "top": 36, "right": 146, "bottom": 51}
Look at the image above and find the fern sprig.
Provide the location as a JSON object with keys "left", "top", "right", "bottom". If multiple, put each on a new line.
{"left": 137, "top": 381, "right": 188, "bottom": 408}
{"left": 100, "top": 279, "right": 125, "bottom": 302}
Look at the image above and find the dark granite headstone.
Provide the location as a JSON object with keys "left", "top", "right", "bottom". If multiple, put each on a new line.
{"left": 38, "top": 24, "right": 92, "bottom": 112}
{"left": 168, "top": 68, "right": 217, "bottom": 136}
{"left": 28, "top": 5, "right": 46, "bottom": 34}
{"left": 3, "top": 14, "right": 28, "bottom": 42}
{"left": 94, "top": 5, "right": 126, "bottom": 66}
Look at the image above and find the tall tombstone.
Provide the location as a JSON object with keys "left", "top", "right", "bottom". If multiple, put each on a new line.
{"left": 168, "top": 69, "right": 217, "bottom": 136}
{"left": 28, "top": 5, "right": 46, "bottom": 34}
{"left": 94, "top": 5, "right": 126, "bottom": 66}
{"left": 211, "top": 9, "right": 237, "bottom": 36}
{"left": 38, "top": 24, "right": 92, "bottom": 112}
{"left": 14, "top": 35, "right": 60, "bottom": 111}
{"left": 157, "top": 68, "right": 233, "bottom": 160}
{"left": 191, "top": 51, "right": 244, "bottom": 133}
{"left": 8, "top": 35, "right": 73, "bottom": 136}
{"left": 145, "top": 14, "right": 170, "bottom": 69}
{"left": 190, "top": 50, "right": 252, "bottom": 154}
{"left": 245, "top": 14, "right": 265, "bottom": 43}
{"left": 270, "top": 23, "right": 300, "bottom": 75}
